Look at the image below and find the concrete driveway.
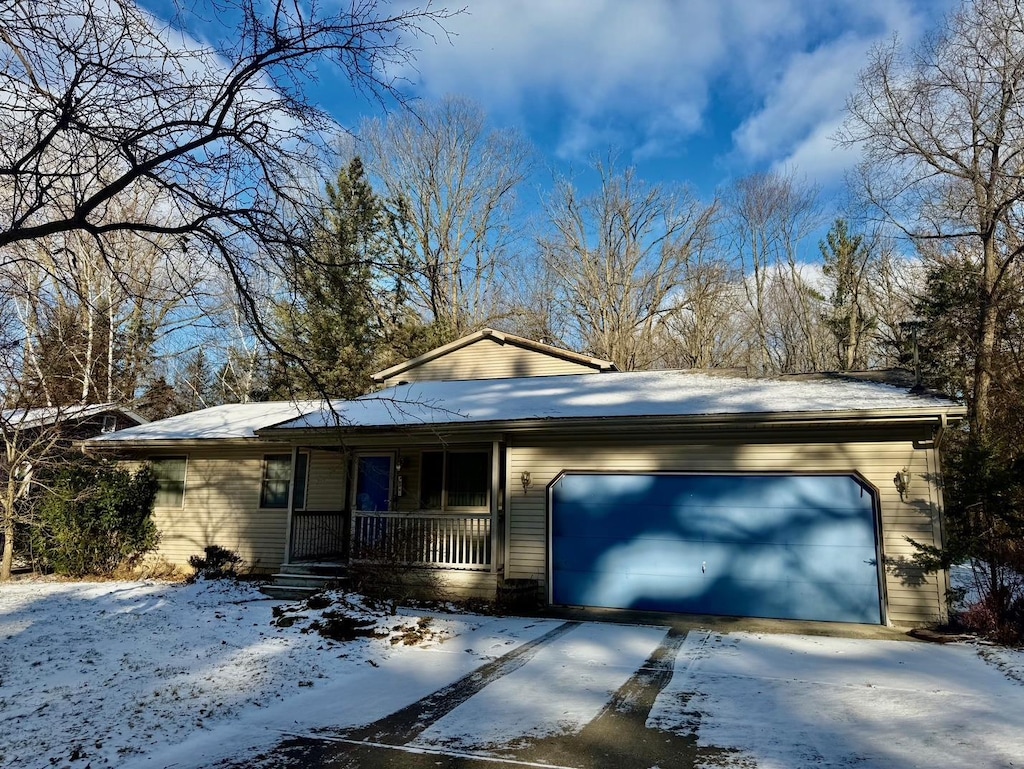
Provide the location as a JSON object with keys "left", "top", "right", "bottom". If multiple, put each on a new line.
{"left": 218, "top": 617, "right": 1024, "bottom": 769}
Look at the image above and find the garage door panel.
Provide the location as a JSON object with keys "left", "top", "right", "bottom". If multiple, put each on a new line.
{"left": 553, "top": 570, "right": 882, "bottom": 623}
{"left": 553, "top": 536, "right": 877, "bottom": 584}
{"left": 551, "top": 473, "right": 882, "bottom": 624}
{"left": 553, "top": 514, "right": 876, "bottom": 549}
{"left": 553, "top": 478, "right": 876, "bottom": 549}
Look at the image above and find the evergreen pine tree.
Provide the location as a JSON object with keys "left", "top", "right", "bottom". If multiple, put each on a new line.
{"left": 820, "top": 219, "right": 876, "bottom": 371}
{"left": 269, "top": 157, "right": 394, "bottom": 399}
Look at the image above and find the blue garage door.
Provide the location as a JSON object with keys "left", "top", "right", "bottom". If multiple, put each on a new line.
{"left": 551, "top": 473, "right": 882, "bottom": 624}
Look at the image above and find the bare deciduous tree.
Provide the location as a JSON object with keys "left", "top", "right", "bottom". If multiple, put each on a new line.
{"left": 537, "top": 159, "right": 718, "bottom": 370}
{"left": 841, "top": 0, "right": 1024, "bottom": 433}
{"left": 725, "top": 171, "right": 823, "bottom": 374}
{"left": 5, "top": 221, "right": 200, "bottom": 407}
{"left": 0, "top": 0, "right": 456, "bottom": 347}
{"left": 861, "top": 241, "right": 918, "bottom": 370}
{"left": 1, "top": 407, "right": 75, "bottom": 580}
{"left": 361, "top": 96, "right": 533, "bottom": 336}
{"left": 658, "top": 255, "right": 745, "bottom": 370}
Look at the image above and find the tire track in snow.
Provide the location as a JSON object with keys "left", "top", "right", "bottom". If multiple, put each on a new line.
{"left": 225, "top": 621, "right": 580, "bottom": 768}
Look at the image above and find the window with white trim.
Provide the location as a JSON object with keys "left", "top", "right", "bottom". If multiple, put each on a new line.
{"left": 260, "top": 453, "right": 308, "bottom": 509}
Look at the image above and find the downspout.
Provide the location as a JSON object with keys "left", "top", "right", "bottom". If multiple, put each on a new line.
{"left": 503, "top": 436, "right": 513, "bottom": 582}
{"left": 934, "top": 412, "right": 948, "bottom": 451}
{"left": 933, "top": 413, "right": 951, "bottom": 623}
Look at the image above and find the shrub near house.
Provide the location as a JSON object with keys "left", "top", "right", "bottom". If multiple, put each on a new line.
{"left": 34, "top": 460, "right": 158, "bottom": 576}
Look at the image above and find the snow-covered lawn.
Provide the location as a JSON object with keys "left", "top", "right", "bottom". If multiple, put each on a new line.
{"left": 0, "top": 578, "right": 560, "bottom": 768}
{"left": 2, "top": 578, "right": 1024, "bottom": 769}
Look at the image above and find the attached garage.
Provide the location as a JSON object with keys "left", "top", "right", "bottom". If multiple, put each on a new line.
{"left": 107, "top": 329, "right": 963, "bottom": 627}
{"left": 550, "top": 472, "right": 884, "bottom": 624}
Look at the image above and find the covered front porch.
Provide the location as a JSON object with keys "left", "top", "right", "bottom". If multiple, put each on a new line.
{"left": 272, "top": 437, "right": 505, "bottom": 597}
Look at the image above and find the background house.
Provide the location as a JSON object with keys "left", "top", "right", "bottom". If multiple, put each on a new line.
{"left": 2, "top": 403, "right": 147, "bottom": 441}
{"left": 87, "top": 330, "right": 966, "bottom": 627}
{"left": 1, "top": 403, "right": 149, "bottom": 569}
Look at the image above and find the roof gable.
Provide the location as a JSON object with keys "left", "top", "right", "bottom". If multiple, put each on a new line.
{"left": 371, "top": 329, "right": 617, "bottom": 386}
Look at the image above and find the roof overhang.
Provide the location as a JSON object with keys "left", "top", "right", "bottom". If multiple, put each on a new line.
{"left": 81, "top": 436, "right": 291, "bottom": 452}
{"left": 256, "top": 406, "right": 966, "bottom": 442}
{"left": 4, "top": 403, "right": 149, "bottom": 431}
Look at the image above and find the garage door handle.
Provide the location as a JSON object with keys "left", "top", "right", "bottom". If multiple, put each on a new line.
{"left": 702, "top": 561, "right": 706, "bottom": 574}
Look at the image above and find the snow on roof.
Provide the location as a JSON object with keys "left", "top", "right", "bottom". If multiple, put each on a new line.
{"left": 2, "top": 403, "right": 147, "bottom": 430}
{"left": 87, "top": 401, "right": 324, "bottom": 442}
{"left": 83, "top": 372, "right": 963, "bottom": 444}
{"left": 269, "top": 370, "right": 963, "bottom": 432}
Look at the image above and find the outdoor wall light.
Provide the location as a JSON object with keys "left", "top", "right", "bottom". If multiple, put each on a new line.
{"left": 520, "top": 471, "right": 532, "bottom": 494}
{"left": 893, "top": 467, "right": 911, "bottom": 500}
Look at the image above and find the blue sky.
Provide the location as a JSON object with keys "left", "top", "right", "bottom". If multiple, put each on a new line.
{"left": 357, "top": 0, "right": 955, "bottom": 202}
{"left": 145, "top": 0, "right": 956, "bottom": 208}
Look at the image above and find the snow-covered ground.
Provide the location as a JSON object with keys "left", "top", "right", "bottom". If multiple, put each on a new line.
{"left": 650, "top": 631, "right": 1024, "bottom": 768}
{"left": 0, "top": 578, "right": 560, "bottom": 768}
{"left": 2, "top": 578, "right": 1024, "bottom": 769}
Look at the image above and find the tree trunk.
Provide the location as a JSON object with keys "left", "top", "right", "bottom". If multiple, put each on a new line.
{"left": 973, "top": 238, "right": 999, "bottom": 436}
{"left": 1, "top": 481, "right": 16, "bottom": 582}
{"left": 846, "top": 307, "right": 858, "bottom": 371}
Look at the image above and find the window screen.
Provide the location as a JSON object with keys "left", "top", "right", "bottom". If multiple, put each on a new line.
{"left": 151, "top": 457, "right": 187, "bottom": 508}
{"left": 260, "top": 455, "right": 292, "bottom": 509}
{"left": 419, "top": 450, "right": 488, "bottom": 510}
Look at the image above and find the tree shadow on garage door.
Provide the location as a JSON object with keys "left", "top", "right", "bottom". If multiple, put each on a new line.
{"left": 550, "top": 472, "right": 883, "bottom": 624}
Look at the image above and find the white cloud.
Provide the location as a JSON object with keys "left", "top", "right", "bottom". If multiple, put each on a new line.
{"left": 730, "top": 34, "right": 872, "bottom": 184}
{"left": 729, "top": 0, "right": 945, "bottom": 184}
{"left": 774, "top": 117, "right": 860, "bottom": 184}
{"left": 397, "top": 0, "right": 948, "bottom": 181}
{"left": 403, "top": 0, "right": 776, "bottom": 157}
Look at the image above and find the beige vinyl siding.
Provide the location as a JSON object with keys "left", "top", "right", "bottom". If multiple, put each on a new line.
{"left": 380, "top": 337, "right": 602, "bottom": 386}
{"left": 304, "top": 450, "right": 346, "bottom": 511}
{"left": 505, "top": 432, "right": 946, "bottom": 627}
{"left": 135, "top": 447, "right": 345, "bottom": 573}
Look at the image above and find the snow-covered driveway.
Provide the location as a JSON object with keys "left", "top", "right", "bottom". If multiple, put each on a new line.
{"left": 649, "top": 631, "right": 1024, "bottom": 768}
{"left": 2, "top": 580, "right": 1024, "bottom": 769}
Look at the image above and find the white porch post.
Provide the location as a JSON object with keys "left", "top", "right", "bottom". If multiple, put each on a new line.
{"left": 491, "top": 439, "right": 501, "bottom": 574}
{"left": 281, "top": 445, "right": 298, "bottom": 566}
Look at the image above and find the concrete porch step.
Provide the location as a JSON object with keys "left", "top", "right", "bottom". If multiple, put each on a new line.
{"left": 269, "top": 572, "right": 349, "bottom": 588}
{"left": 276, "top": 562, "right": 349, "bottom": 578}
{"left": 260, "top": 561, "right": 350, "bottom": 600}
{"left": 260, "top": 584, "right": 322, "bottom": 601}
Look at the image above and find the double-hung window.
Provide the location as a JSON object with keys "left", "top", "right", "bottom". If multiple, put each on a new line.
{"left": 420, "top": 450, "right": 489, "bottom": 511}
{"left": 260, "top": 453, "right": 308, "bottom": 509}
{"left": 151, "top": 456, "right": 187, "bottom": 508}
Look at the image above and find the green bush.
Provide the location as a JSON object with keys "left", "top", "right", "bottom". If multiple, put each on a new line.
{"left": 34, "top": 461, "right": 158, "bottom": 577}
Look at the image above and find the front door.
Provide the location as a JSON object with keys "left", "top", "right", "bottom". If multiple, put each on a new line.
{"left": 354, "top": 454, "right": 393, "bottom": 512}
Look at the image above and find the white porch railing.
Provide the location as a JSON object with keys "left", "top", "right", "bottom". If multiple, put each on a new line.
{"left": 351, "top": 512, "right": 491, "bottom": 570}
